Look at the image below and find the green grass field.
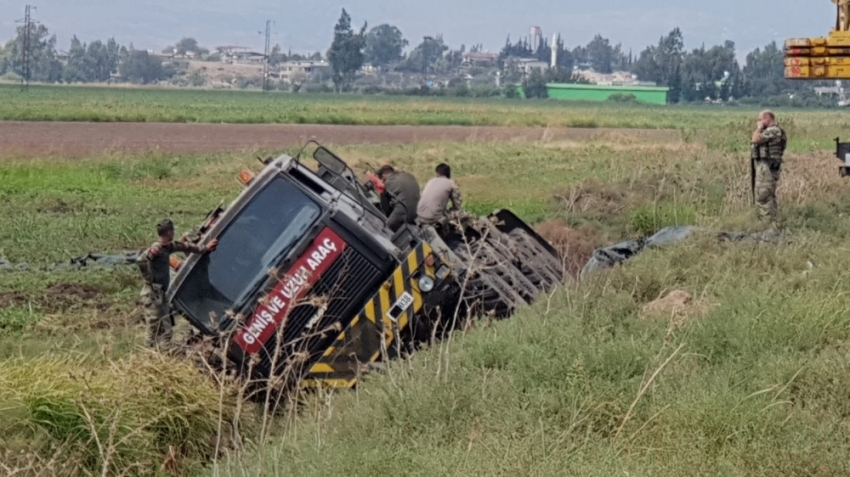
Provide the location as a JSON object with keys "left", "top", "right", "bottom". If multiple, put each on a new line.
{"left": 5, "top": 83, "right": 850, "bottom": 134}
{"left": 2, "top": 106, "right": 850, "bottom": 475}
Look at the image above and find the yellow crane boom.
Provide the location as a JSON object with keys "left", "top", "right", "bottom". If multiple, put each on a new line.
{"left": 784, "top": 0, "right": 850, "bottom": 79}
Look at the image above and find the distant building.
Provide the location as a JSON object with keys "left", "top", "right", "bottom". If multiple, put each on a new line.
{"left": 573, "top": 70, "right": 655, "bottom": 87}
{"left": 215, "top": 46, "right": 265, "bottom": 64}
{"left": 517, "top": 58, "right": 548, "bottom": 75}
{"left": 462, "top": 52, "right": 499, "bottom": 67}
{"left": 545, "top": 83, "right": 670, "bottom": 105}
{"left": 530, "top": 26, "right": 543, "bottom": 53}
{"left": 278, "top": 60, "right": 330, "bottom": 82}
{"left": 550, "top": 33, "right": 559, "bottom": 68}
{"left": 815, "top": 86, "right": 842, "bottom": 97}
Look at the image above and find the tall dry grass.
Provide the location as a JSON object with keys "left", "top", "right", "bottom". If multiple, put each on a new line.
{"left": 0, "top": 351, "right": 247, "bottom": 476}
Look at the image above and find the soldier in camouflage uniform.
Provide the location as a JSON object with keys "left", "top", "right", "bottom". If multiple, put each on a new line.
{"left": 750, "top": 110, "right": 788, "bottom": 226}
{"left": 137, "top": 219, "right": 218, "bottom": 350}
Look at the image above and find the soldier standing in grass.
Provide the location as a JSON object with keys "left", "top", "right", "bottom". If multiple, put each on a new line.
{"left": 750, "top": 110, "right": 788, "bottom": 227}
{"left": 137, "top": 219, "right": 217, "bottom": 350}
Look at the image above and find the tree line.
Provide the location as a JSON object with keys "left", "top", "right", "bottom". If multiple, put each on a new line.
{"left": 0, "top": 23, "right": 189, "bottom": 85}
{"left": 0, "top": 10, "right": 832, "bottom": 106}
{"left": 323, "top": 10, "right": 824, "bottom": 105}
{"left": 630, "top": 28, "right": 819, "bottom": 105}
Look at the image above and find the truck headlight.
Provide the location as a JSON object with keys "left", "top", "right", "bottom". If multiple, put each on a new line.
{"left": 418, "top": 275, "right": 435, "bottom": 293}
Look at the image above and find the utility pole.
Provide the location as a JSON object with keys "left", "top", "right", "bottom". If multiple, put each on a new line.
{"left": 16, "top": 5, "right": 36, "bottom": 91}
{"left": 262, "top": 20, "right": 274, "bottom": 93}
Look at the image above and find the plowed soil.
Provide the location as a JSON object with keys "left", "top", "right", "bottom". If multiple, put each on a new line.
{"left": 0, "top": 122, "right": 679, "bottom": 158}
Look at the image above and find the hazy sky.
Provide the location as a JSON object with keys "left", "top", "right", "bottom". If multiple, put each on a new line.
{"left": 0, "top": 1, "right": 838, "bottom": 60}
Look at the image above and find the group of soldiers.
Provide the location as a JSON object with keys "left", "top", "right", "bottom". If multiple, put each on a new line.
{"left": 373, "top": 162, "right": 463, "bottom": 232}
{"left": 138, "top": 116, "right": 786, "bottom": 351}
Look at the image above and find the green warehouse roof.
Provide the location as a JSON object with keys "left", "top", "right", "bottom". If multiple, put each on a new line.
{"left": 546, "top": 83, "right": 669, "bottom": 92}
{"left": 545, "top": 83, "right": 670, "bottom": 105}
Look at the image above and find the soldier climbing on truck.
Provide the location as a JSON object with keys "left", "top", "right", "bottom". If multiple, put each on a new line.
{"left": 137, "top": 219, "right": 218, "bottom": 350}
{"left": 376, "top": 165, "right": 420, "bottom": 232}
{"left": 417, "top": 162, "right": 463, "bottom": 227}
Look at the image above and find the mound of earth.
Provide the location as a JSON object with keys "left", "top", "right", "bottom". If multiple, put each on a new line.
{"left": 534, "top": 219, "right": 603, "bottom": 278}
{"left": 0, "top": 291, "right": 28, "bottom": 308}
{"left": 45, "top": 283, "right": 100, "bottom": 301}
{"left": 641, "top": 290, "right": 713, "bottom": 326}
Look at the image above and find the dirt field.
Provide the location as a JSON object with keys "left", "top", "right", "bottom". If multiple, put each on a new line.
{"left": 0, "top": 122, "right": 680, "bottom": 158}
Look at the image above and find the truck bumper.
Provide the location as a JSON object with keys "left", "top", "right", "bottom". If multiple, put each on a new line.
{"left": 301, "top": 241, "right": 452, "bottom": 389}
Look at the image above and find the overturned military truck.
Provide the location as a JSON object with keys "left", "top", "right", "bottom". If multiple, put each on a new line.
{"left": 166, "top": 143, "right": 565, "bottom": 391}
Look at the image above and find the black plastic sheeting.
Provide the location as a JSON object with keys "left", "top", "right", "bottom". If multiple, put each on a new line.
{"left": 579, "top": 226, "right": 786, "bottom": 281}
{"left": 0, "top": 252, "right": 141, "bottom": 273}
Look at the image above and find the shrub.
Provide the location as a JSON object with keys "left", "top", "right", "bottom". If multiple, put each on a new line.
{"left": 629, "top": 202, "right": 697, "bottom": 236}
{"left": 607, "top": 93, "right": 638, "bottom": 103}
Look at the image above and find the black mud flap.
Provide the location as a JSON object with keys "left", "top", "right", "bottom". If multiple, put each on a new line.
{"left": 488, "top": 209, "right": 560, "bottom": 259}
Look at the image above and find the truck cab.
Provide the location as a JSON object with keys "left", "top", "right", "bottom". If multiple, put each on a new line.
{"left": 167, "top": 146, "right": 456, "bottom": 389}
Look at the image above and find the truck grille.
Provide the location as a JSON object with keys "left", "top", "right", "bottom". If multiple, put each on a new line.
{"left": 257, "top": 247, "right": 383, "bottom": 374}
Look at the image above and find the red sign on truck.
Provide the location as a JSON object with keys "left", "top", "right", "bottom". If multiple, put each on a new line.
{"left": 234, "top": 227, "right": 346, "bottom": 354}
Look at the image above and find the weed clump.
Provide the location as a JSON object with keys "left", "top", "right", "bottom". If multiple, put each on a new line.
{"left": 0, "top": 352, "right": 247, "bottom": 475}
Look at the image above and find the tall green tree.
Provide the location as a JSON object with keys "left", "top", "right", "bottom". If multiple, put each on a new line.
{"left": 2, "top": 23, "right": 63, "bottom": 82}
{"left": 586, "top": 35, "right": 615, "bottom": 73}
{"left": 119, "top": 49, "right": 165, "bottom": 84}
{"left": 63, "top": 35, "right": 87, "bottom": 82}
{"left": 327, "top": 9, "right": 367, "bottom": 92}
{"left": 64, "top": 36, "right": 122, "bottom": 83}
{"left": 269, "top": 44, "right": 284, "bottom": 65}
{"left": 742, "top": 41, "right": 802, "bottom": 97}
{"left": 500, "top": 35, "right": 533, "bottom": 61}
{"left": 365, "top": 24, "right": 407, "bottom": 69}
{"left": 522, "top": 67, "right": 548, "bottom": 99}
{"left": 632, "top": 28, "right": 684, "bottom": 102}
{"left": 163, "top": 37, "right": 208, "bottom": 56}
{"left": 402, "top": 35, "right": 448, "bottom": 73}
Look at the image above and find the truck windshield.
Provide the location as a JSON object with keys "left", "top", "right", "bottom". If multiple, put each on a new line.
{"left": 174, "top": 177, "right": 322, "bottom": 328}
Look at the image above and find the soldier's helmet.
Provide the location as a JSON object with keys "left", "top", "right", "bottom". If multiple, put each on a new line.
{"left": 157, "top": 219, "right": 175, "bottom": 236}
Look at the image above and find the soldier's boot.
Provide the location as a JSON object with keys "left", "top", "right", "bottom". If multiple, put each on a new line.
{"left": 144, "top": 305, "right": 174, "bottom": 351}
{"left": 158, "top": 315, "right": 174, "bottom": 351}
{"left": 143, "top": 300, "right": 160, "bottom": 348}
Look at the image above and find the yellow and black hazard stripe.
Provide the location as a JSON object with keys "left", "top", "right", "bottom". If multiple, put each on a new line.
{"left": 301, "top": 241, "right": 440, "bottom": 389}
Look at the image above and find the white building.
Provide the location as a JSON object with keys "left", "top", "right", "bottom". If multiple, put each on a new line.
{"left": 278, "top": 60, "right": 330, "bottom": 82}
{"left": 517, "top": 58, "right": 548, "bottom": 75}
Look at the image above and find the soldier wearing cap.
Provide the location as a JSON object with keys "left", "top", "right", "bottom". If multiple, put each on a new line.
{"left": 136, "top": 219, "right": 218, "bottom": 349}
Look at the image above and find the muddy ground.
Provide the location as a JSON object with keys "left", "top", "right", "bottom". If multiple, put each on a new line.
{"left": 0, "top": 122, "right": 679, "bottom": 158}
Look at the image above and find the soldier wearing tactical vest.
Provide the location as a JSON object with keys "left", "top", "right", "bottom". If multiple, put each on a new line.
{"left": 750, "top": 110, "right": 788, "bottom": 226}
{"left": 137, "top": 219, "right": 218, "bottom": 350}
